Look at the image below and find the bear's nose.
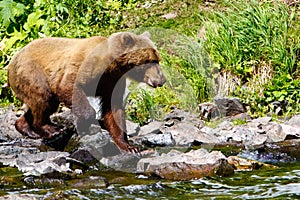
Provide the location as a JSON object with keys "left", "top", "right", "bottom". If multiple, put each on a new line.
{"left": 151, "top": 76, "right": 166, "bottom": 88}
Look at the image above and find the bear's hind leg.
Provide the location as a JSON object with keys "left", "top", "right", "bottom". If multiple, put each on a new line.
{"left": 30, "top": 96, "right": 60, "bottom": 138}
{"left": 15, "top": 109, "right": 41, "bottom": 139}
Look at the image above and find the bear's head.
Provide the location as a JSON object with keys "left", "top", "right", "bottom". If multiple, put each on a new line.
{"left": 108, "top": 32, "right": 166, "bottom": 88}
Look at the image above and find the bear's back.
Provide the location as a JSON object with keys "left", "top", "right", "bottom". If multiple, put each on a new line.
{"left": 8, "top": 36, "right": 107, "bottom": 99}
{"left": 18, "top": 36, "right": 106, "bottom": 66}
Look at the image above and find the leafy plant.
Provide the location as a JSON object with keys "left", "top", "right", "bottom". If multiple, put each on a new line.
{"left": 0, "top": 0, "right": 26, "bottom": 28}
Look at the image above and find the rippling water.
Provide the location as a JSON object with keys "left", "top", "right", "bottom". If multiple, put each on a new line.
{"left": 2, "top": 162, "right": 300, "bottom": 199}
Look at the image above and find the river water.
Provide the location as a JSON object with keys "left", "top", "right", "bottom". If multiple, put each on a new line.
{"left": 1, "top": 161, "right": 300, "bottom": 199}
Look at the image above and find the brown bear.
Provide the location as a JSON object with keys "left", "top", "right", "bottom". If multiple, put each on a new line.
{"left": 7, "top": 31, "right": 166, "bottom": 153}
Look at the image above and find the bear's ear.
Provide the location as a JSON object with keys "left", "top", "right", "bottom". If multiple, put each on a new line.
{"left": 122, "top": 33, "right": 135, "bottom": 47}
{"left": 140, "top": 31, "right": 151, "bottom": 39}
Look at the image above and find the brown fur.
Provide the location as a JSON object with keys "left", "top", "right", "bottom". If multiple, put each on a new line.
{"left": 8, "top": 32, "right": 166, "bottom": 152}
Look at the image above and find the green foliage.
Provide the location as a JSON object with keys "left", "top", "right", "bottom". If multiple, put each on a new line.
{"left": 126, "top": 88, "right": 165, "bottom": 125}
{"left": 0, "top": 0, "right": 26, "bottom": 28}
{"left": 0, "top": 0, "right": 136, "bottom": 106}
{"left": 203, "top": 0, "right": 300, "bottom": 116}
{"left": 204, "top": 1, "right": 298, "bottom": 77}
{"left": 126, "top": 54, "right": 200, "bottom": 124}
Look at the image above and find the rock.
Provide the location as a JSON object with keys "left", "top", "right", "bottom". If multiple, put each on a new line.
{"left": 229, "top": 126, "right": 252, "bottom": 143}
{"left": 88, "top": 124, "right": 102, "bottom": 135}
{"left": 194, "top": 131, "right": 222, "bottom": 145}
{"left": 227, "top": 156, "right": 277, "bottom": 171}
{"left": 137, "top": 149, "right": 234, "bottom": 180}
{"left": 24, "top": 176, "right": 66, "bottom": 188}
{"left": 70, "top": 148, "right": 98, "bottom": 166}
{"left": 162, "top": 122, "right": 198, "bottom": 146}
{"left": 214, "top": 129, "right": 233, "bottom": 142}
{"left": 0, "top": 147, "right": 71, "bottom": 176}
{"left": 0, "top": 145, "right": 39, "bottom": 158}
{"left": 164, "top": 120, "right": 175, "bottom": 127}
{"left": 200, "top": 126, "right": 215, "bottom": 135}
{"left": 250, "top": 116, "right": 272, "bottom": 125}
{"left": 0, "top": 107, "right": 23, "bottom": 140}
{"left": 198, "top": 102, "right": 221, "bottom": 120}
{"left": 141, "top": 132, "right": 175, "bottom": 147}
{"left": 126, "top": 120, "right": 140, "bottom": 137}
{"left": 79, "top": 131, "right": 121, "bottom": 159}
{"left": 213, "top": 97, "right": 246, "bottom": 116}
{"left": 161, "top": 13, "right": 177, "bottom": 19}
{"left": 281, "top": 124, "right": 300, "bottom": 140}
{"left": 287, "top": 115, "right": 300, "bottom": 128}
{"left": 72, "top": 176, "right": 108, "bottom": 189}
{"left": 265, "top": 123, "right": 286, "bottom": 143}
{"left": 162, "top": 121, "right": 221, "bottom": 146}
{"left": 100, "top": 153, "right": 140, "bottom": 172}
{"left": 138, "top": 121, "right": 163, "bottom": 136}
{"left": 217, "top": 120, "right": 234, "bottom": 130}
{"left": 251, "top": 134, "right": 268, "bottom": 146}
{"left": 51, "top": 108, "right": 77, "bottom": 129}
{"left": 239, "top": 139, "right": 300, "bottom": 163}
{"left": 164, "top": 112, "right": 184, "bottom": 122}
{"left": 229, "top": 113, "right": 251, "bottom": 122}
{"left": 1, "top": 194, "right": 44, "bottom": 199}
{"left": 164, "top": 108, "right": 204, "bottom": 128}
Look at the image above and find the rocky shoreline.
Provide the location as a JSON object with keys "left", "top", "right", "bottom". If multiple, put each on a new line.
{"left": 0, "top": 99, "right": 300, "bottom": 183}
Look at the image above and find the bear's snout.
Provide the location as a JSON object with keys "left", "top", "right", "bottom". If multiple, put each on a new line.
{"left": 144, "top": 64, "right": 166, "bottom": 88}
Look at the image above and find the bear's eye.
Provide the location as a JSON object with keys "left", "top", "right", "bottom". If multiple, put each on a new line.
{"left": 150, "top": 60, "right": 158, "bottom": 64}
{"left": 145, "top": 59, "right": 158, "bottom": 64}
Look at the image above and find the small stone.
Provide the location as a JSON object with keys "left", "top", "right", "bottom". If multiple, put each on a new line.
{"left": 142, "top": 132, "right": 175, "bottom": 147}
{"left": 138, "top": 121, "right": 163, "bottom": 136}
{"left": 164, "top": 120, "right": 175, "bottom": 127}
{"left": 161, "top": 13, "right": 177, "bottom": 19}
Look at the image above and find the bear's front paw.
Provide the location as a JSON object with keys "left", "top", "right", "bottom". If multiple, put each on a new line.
{"left": 117, "top": 140, "right": 140, "bottom": 154}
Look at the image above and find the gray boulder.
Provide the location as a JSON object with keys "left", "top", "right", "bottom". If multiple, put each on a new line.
{"left": 214, "top": 97, "right": 246, "bottom": 116}
{"left": 161, "top": 122, "right": 219, "bottom": 146}
{"left": 79, "top": 129, "right": 121, "bottom": 159}
{"left": 287, "top": 115, "right": 300, "bottom": 128}
{"left": 0, "top": 146, "right": 71, "bottom": 176}
{"left": 141, "top": 132, "right": 175, "bottom": 147}
{"left": 138, "top": 121, "right": 163, "bottom": 136}
{"left": 137, "top": 149, "right": 234, "bottom": 180}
